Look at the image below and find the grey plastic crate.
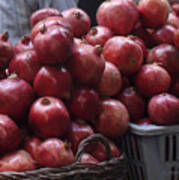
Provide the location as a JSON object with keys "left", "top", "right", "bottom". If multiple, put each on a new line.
{"left": 123, "top": 123, "right": 179, "bottom": 180}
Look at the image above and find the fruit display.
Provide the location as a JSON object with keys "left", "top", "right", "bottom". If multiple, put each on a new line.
{"left": 0, "top": 0, "right": 178, "bottom": 175}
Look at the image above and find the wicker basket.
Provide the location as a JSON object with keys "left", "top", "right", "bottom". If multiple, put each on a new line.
{"left": 0, "top": 134, "right": 127, "bottom": 180}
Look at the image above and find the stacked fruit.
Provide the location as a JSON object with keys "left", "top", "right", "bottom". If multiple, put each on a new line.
{"left": 0, "top": 0, "right": 178, "bottom": 173}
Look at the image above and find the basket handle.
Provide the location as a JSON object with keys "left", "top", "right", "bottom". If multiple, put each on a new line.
{"left": 75, "top": 133, "right": 113, "bottom": 163}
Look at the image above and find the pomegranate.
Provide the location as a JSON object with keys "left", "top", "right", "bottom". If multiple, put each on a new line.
{"left": 135, "top": 64, "right": 171, "bottom": 97}
{"left": 34, "top": 66, "right": 72, "bottom": 99}
{"left": 167, "top": 13, "right": 179, "bottom": 29}
{"left": 138, "top": 0, "right": 170, "bottom": 28}
{"left": 36, "top": 138, "right": 75, "bottom": 167}
{"left": 118, "top": 87, "right": 146, "bottom": 122}
{"left": 96, "top": 0, "right": 139, "bottom": 35}
{"left": 171, "top": 79, "right": 179, "bottom": 97}
{"left": 62, "top": 8, "right": 91, "bottom": 37}
{"left": 68, "top": 87, "right": 99, "bottom": 123}
{"left": 84, "top": 26, "right": 113, "bottom": 46}
{"left": 31, "top": 8, "right": 61, "bottom": 27}
{"left": 0, "top": 32, "right": 14, "bottom": 71}
{"left": 148, "top": 93, "right": 179, "bottom": 125}
{"left": 172, "top": 4, "right": 179, "bottom": 16}
{"left": 80, "top": 153, "right": 99, "bottom": 164}
{"left": 95, "top": 99, "right": 129, "bottom": 137}
{"left": 136, "top": 118, "right": 152, "bottom": 125}
{"left": 33, "top": 25, "right": 73, "bottom": 65}
{"left": 103, "top": 36, "right": 143, "bottom": 75}
{"left": 14, "top": 36, "right": 33, "bottom": 54}
{"left": 0, "top": 150, "right": 35, "bottom": 172}
{"left": 174, "top": 28, "right": 179, "bottom": 49}
{"left": 0, "top": 77, "right": 35, "bottom": 122}
{"left": 98, "top": 62, "right": 122, "bottom": 97}
{"left": 29, "top": 96, "right": 71, "bottom": 139}
{"left": 9, "top": 50, "right": 41, "bottom": 84}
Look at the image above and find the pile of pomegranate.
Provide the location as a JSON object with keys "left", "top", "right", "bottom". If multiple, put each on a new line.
{"left": 0, "top": 0, "right": 178, "bottom": 173}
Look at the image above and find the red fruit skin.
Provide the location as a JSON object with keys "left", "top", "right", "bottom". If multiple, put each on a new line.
{"left": 148, "top": 93, "right": 179, "bottom": 125}
{"left": 62, "top": 8, "right": 91, "bottom": 38}
{"left": 98, "top": 62, "right": 122, "bottom": 97}
{"left": 9, "top": 50, "right": 41, "bottom": 84}
{"left": 135, "top": 64, "right": 171, "bottom": 97}
{"left": 34, "top": 66, "right": 72, "bottom": 99}
{"left": 136, "top": 118, "right": 152, "bottom": 125}
{"left": 167, "top": 13, "right": 179, "bottom": 29}
{"left": 118, "top": 87, "right": 146, "bottom": 122}
{"left": 138, "top": 0, "right": 170, "bottom": 28}
{"left": 29, "top": 96, "right": 71, "bottom": 139}
{"left": 174, "top": 29, "right": 179, "bottom": 49}
{"left": 0, "top": 77, "right": 35, "bottom": 122}
{"left": 80, "top": 153, "right": 99, "bottom": 164}
{"left": 172, "top": 4, "right": 179, "bottom": 16}
{"left": 103, "top": 36, "right": 143, "bottom": 75}
{"left": 36, "top": 138, "right": 75, "bottom": 167}
{"left": 0, "top": 150, "right": 35, "bottom": 172}
{"left": 68, "top": 87, "right": 99, "bottom": 123}
{"left": 31, "top": 8, "right": 61, "bottom": 27}
{"left": 147, "top": 44, "right": 179, "bottom": 78}
{"left": 14, "top": 36, "right": 33, "bottom": 54}
{"left": 85, "top": 26, "right": 113, "bottom": 46}
{"left": 171, "top": 79, "right": 179, "bottom": 97}
{"left": 0, "top": 115, "right": 21, "bottom": 153}
{"left": 33, "top": 25, "right": 73, "bottom": 65}
{"left": 96, "top": 0, "right": 139, "bottom": 35}
{"left": 96, "top": 99, "right": 129, "bottom": 137}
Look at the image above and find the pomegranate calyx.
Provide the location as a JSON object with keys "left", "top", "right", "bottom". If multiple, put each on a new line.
{"left": 41, "top": 98, "right": 51, "bottom": 106}
{"left": 21, "top": 36, "right": 31, "bottom": 44}
{"left": 90, "top": 27, "right": 98, "bottom": 35}
{"left": 2, "top": 32, "right": 9, "bottom": 41}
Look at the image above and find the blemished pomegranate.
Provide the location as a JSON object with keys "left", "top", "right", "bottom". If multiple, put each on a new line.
{"left": 68, "top": 87, "right": 99, "bottom": 123}
{"left": 148, "top": 93, "right": 179, "bottom": 125}
{"left": 174, "top": 28, "right": 179, "bottom": 49}
{"left": 171, "top": 79, "right": 179, "bottom": 97}
{"left": 136, "top": 118, "right": 152, "bottom": 125}
{"left": 62, "top": 8, "right": 91, "bottom": 37}
{"left": 0, "top": 77, "right": 35, "bottom": 122}
{"left": 28, "top": 96, "right": 71, "bottom": 139}
{"left": 33, "top": 66, "right": 72, "bottom": 99}
{"left": 0, "top": 150, "right": 35, "bottom": 172}
{"left": 36, "top": 138, "right": 75, "bottom": 167}
{"left": 135, "top": 64, "right": 171, "bottom": 97}
{"left": 84, "top": 26, "right": 113, "bottom": 46}
{"left": 14, "top": 36, "right": 33, "bottom": 54}
{"left": 172, "top": 4, "right": 179, "bottom": 16}
{"left": 103, "top": 36, "right": 143, "bottom": 75}
{"left": 9, "top": 50, "right": 41, "bottom": 84}
{"left": 31, "top": 8, "right": 61, "bottom": 27}
{"left": 138, "top": 0, "right": 170, "bottom": 28}
{"left": 33, "top": 25, "right": 73, "bottom": 65}
{"left": 118, "top": 87, "right": 146, "bottom": 122}
{"left": 167, "top": 13, "right": 179, "bottom": 29}
{"left": 96, "top": 0, "right": 139, "bottom": 35}
{"left": 95, "top": 99, "right": 129, "bottom": 137}
{"left": 80, "top": 153, "right": 99, "bottom": 164}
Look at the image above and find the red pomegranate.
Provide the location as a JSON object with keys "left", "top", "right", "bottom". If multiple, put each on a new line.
{"left": 84, "top": 26, "right": 113, "bottom": 46}
{"left": 62, "top": 8, "right": 91, "bottom": 37}
{"left": 95, "top": 99, "right": 129, "bottom": 137}
{"left": 118, "top": 87, "right": 146, "bottom": 122}
{"left": 31, "top": 8, "right": 61, "bottom": 27}
{"left": 36, "top": 138, "right": 75, "bottom": 167}
{"left": 136, "top": 118, "right": 152, "bottom": 125}
{"left": 29, "top": 96, "right": 71, "bottom": 139}
{"left": 174, "top": 28, "right": 179, "bottom": 49}
{"left": 138, "top": 0, "right": 170, "bottom": 28}
{"left": 167, "top": 13, "right": 179, "bottom": 29}
{"left": 103, "top": 36, "right": 143, "bottom": 75}
{"left": 135, "top": 64, "right": 171, "bottom": 97}
{"left": 34, "top": 66, "right": 72, "bottom": 99}
{"left": 0, "top": 77, "right": 35, "bottom": 122}
{"left": 9, "top": 50, "right": 41, "bottom": 84}
{"left": 80, "top": 153, "right": 99, "bottom": 164}
{"left": 172, "top": 4, "right": 179, "bottom": 16}
{"left": 171, "top": 79, "right": 179, "bottom": 97}
{"left": 148, "top": 93, "right": 179, "bottom": 125}
{"left": 96, "top": 0, "right": 139, "bottom": 35}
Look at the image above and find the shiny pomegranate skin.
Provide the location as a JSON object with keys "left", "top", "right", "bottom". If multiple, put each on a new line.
{"left": 103, "top": 36, "right": 143, "bottom": 75}
{"left": 85, "top": 26, "right": 113, "bottom": 46}
{"left": 118, "top": 87, "right": 146, "bottom": 122}
{"left": 34, "top": 66, "right": 72, "bottom": 99}
{"left": 33, "top": 25, "right": 73, "bottom": 65}
{"left": 62, "top": 8, "right": 91, "bottom": 37}
{"left": 171, "top": 79, "right": 179, "bottom": 97}
{"left": 80, "top": 153, "right": 99, "bottom": 164}
{"left": 68, "top": 87, "right": 99, "bottom": 123}
{"left": 167, "top": 13, "right": 179, "bottom": 29}
{"left": 138, "top": 0, "right": 170, "bottom": 28}
{"left": 9, "top": 50, "right": 41, "bottom": 84}
{"left": 31, "top": 8, "right": 61, "bottom": 27}
{"left": 0, "top": 77, "right": 35, "bottom": 122}
{"left": 148, "top": 93, "right": 179, "bottom": 125}
{"left": 96, "top": 0, "right": 139, "bottom": 35}
{"left": 95, "top": 99, "right": 129, "bottom": 137}
{"left": 135, "top": 64, "right": 171, "bottom": 97}
{"left": 174, "top": 28, "right": 179, "bottom": 49}
{"left": 36, "top": 138, "right": 75, "bottom": 167}
{"left": 29, "top": 96, "right": 71, "bottom": 139}
{"left": 172, "top": 4, "right": 179, "bottom": 16}
{"left": 136, "top": 118, "right": 152, "bottom": 125}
